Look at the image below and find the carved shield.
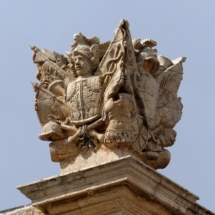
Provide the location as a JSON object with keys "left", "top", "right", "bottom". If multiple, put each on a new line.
{"left": 35, "top": 86, "right": 70, "bottom": 126}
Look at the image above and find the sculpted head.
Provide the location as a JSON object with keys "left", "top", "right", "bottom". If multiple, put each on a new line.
{"left": 74, "top": 54, "right": 92, "bottom": 77}
{"left": 67, "top": 45, "right": 99, "bottom": 77}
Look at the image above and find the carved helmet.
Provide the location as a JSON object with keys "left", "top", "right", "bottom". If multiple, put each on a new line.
{"left": 67, "top": 44, "right": 101, "bottom": 72}
{"left": 133, "top": 38, "right": 160, "bottom": 75}
{"left": 38, "top": 121, "right": 64, "bottom": 141}
{"left": 139, "top": 47, "right": 160, "bottom": 74}
{"left": 67, "top": 33, "right": 110, "bottom": 72}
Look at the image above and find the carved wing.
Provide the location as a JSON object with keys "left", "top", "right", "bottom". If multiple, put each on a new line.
{"left": 157, "top": 57, "right": 186, "bottom": 128}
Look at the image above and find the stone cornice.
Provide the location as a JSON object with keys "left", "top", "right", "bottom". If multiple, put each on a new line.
{"left": 17, "top": 156, "right": 202, "bottom": 214}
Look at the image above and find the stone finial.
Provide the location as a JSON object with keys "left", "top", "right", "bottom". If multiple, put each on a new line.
{"left": 31, "top": 19, "right": 185, "bottom": 171}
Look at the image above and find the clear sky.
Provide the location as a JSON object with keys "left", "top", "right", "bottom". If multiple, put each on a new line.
{"left": 0, "top": 0, "right": 215, "bottom": 212}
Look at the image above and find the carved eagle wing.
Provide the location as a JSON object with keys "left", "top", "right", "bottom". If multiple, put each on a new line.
{"left": 157, "top": 57, "right": 186, "bottom": 128}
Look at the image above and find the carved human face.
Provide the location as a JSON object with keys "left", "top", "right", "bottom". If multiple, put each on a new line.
{"left": 74, "top": 55, "right": 92, "bottom": 77}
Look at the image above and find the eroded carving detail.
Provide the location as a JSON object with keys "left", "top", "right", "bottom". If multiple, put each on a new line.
{"left": 31, "top": 20, "right": 185, "bottom": 169}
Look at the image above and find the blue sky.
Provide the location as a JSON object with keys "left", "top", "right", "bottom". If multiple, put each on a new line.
{"left": 0, "top": 1, "right": 215, "bottom": 212}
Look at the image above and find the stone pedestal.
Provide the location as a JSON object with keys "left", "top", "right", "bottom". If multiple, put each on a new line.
{"left": 17, "top": 155, "right": 214, "bottom": 215}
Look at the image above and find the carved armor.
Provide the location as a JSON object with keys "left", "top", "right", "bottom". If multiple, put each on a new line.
{"left": 66, "top": 76, "right": 103, "bottom": 124}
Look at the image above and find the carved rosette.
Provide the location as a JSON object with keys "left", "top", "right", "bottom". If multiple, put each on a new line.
{"left": 31, "top": 19, "right": 185, "bottom": 170}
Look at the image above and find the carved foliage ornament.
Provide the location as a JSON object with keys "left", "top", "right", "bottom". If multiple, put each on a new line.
{"left": 31, "top": 20, "right": 185, "bottom": 169}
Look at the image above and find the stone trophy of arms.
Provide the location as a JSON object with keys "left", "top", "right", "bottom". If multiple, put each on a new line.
{"left": 31, "top": 20, "right": 185, "bottom": 170}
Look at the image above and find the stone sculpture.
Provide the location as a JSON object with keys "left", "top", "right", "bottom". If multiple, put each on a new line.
{"left": 31, "top": 20, "right": 185, "bottom": 171}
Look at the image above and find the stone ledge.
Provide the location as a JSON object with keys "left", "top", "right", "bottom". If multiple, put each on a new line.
{"left": 0, "top": 205, "right": 43, "bottom": 215}
{"left": 17, "top": 156, "right": 213, "bottom": 215}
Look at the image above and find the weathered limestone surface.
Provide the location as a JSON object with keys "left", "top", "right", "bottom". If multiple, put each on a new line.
{"left": 5, "top": 19, "right": 212, "bottom": 215}
{"left": 16, "top": 156, "right": 214, "bottom": 215}
{"left": 31, "top": 19, "right": 185, "bottom": 170}
{"left": 0, "top": 205, "right": 43, "bottom": 215}
{"left": 59, "top": 144, "right": 170, "bottom": 174}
